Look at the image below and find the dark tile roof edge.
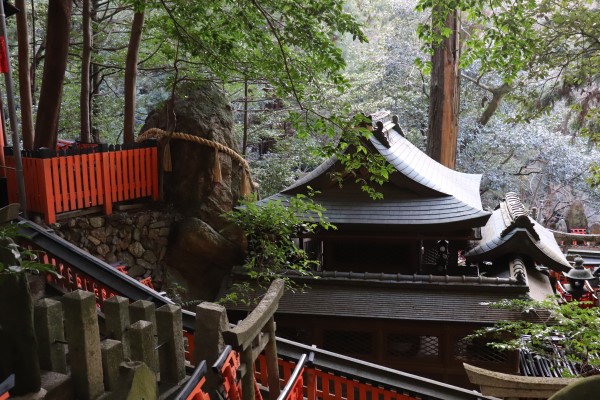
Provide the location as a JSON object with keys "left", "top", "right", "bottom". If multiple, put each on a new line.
{"left": 229, "top": 270, "right": 529, "bottom": 294}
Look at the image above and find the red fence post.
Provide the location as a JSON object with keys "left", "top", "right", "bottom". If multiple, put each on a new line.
{"left": 38, "top": 158, "right": 56, "bottom": 224}
{"left": 102, "top": 150, "right": 112, "bottom": 216}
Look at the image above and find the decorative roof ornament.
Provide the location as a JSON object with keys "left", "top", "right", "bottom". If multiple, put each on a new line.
{"left": 500, "top": 192, "right": 539, "bottom": 240}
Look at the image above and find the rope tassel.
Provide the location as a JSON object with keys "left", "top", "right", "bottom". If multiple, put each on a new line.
{"left": 241, "top": 169, "right": 252, "bottom": 196}
{"left": 213, "top": 148, "right": 222, "bottom": 183}
{"left": 163, "top": 139, "right": 173, "bottom": 172}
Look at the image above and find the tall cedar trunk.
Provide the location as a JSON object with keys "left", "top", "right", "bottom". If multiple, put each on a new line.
{"left": 80, "top": 0, "right": 92, "bottom": 143}
{"left": 34, "top": 0, "right": 73, "bottom": 150}
{"left": 29, "top": 0, "right": 37, "bottom": 105}
{"left": 242, "top": 79, "right": 249, "bottom": 155}
{"left": 427, "top": 8, "right": 460, "bottom": 169}
{"left": 91, "top": 0, "right": 101, "bottom": 143}
{"left": 16, "top": 0, "right": 34, "bottom": 150}
{"left": 123, "top": 11, "right": 145, "bottom": 145}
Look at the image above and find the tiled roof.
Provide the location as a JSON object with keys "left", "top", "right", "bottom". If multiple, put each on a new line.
{"left": 370, "top": 130, "right": 484, "bottom": 210}
{"left": 274, "top": 128, "right": 490, "bottom": 229}
{"left": 265, "top": 183, "right": 490, "bottom": 228}
{"left": 224, "top": 276, "right": 530, "bottom": 324}
{"left": 465, "top": 193, "right": 570, "bottom": 272}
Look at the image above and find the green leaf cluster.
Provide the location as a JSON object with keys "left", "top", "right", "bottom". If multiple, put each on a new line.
{"left": 224, "top": 190, "right": 335, "bottom": 290}
{"left": 0, "top": 223, "right": 56, "bottom": 275}
{"left": 468, "top": 298, "right": 600, "bottom": 374}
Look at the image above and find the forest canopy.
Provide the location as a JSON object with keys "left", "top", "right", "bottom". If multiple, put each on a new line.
{"left": 1, "top": 0, "right": 600, "bottom": 226}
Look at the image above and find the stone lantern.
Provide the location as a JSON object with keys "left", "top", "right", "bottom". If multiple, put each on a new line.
{"left": 565, "top": 256, "right": 595, "bottom": 300}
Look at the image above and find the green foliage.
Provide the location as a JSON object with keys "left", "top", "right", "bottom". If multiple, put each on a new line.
{"left": 415, "top": 0, "right": 540, "bottom": 84}
{"left": 223, "top": 190, "right": 335, "bottom": 298}
{"left": 469, "top": 298, "right": 600, "bottom": 374}
{"left": 0, "top": 223, "right": 56, "bottom": 275}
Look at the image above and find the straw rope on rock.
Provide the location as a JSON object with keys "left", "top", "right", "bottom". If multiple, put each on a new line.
{"left": 136, "top": 128, "right": 253, "bottom": 195}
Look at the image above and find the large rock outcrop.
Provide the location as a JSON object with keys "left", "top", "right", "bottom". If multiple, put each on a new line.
{"left": 140, "top": 82, "right": 246, "bottom": 300}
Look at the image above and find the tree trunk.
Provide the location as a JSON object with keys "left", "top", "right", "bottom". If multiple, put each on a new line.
{"left": 80, "top": 0, "right": 92, "bottom": 143}
{"left": 477, "top": 83, "right": 511, "bottom": 126}
{"left": 91, "top": 0, "right": 101, "bottom": 143}
{"left": 242, "top": 79, "right": 249, "bottom": 155}
{"left": 427, "top": 7, "right": 460, "bottom": 169}
{"left": 123, "top": 11, "right": 145, "bottom": 145}
{"left": 15, "top": 0, "right": 34, "bottom": 150}
{"left": 34, "top": 0, "right": 73, "bottom": 150}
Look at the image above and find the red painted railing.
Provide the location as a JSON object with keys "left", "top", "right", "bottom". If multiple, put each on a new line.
{"left": 4, "top": 142, "right": 159, "bottom": 224}
{"left": 255, "top": 355, "right": 418, "bottom": 400}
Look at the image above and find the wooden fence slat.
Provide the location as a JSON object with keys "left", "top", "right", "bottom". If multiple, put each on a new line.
{"left": 67, "top": 156, "right": 76, "bottom": 210}
{"left": 88, "top": 154, "right": 98, "bottom": 206}
{"left": 59, "top": 157, "right": 69, "bottom": 212}
{"left": 39, "top": 158, "right": 56, "bottom": 224}
{"left": 117, "top": 151, "right": 124, "bottom": 201}
{"left": 128, "top": 149, "right": 135, "bottom": 200}
{"left": 150, "top": 147, "right": 159, "bottom": 200}
{"left": 74, "top": 155, "right": 83, "bottom": 209}
{"left": 81, "top": 154, "right": 90, "bottom": 207}
{"left": 101, "top": 152, "right": 112, "bottom": 216}
{"left": 51, "top": 158, "right": 62, "bottom": 213}
{"left": 94, "top": 153, "right": 108, "bottom": 205}
{"left": 110, "top": 152, "right": 117, "bottom": 203}
{"left": 139, "top": 149, "right": 147, "bottom": 197}
{"left": 334, "top": 377, "right": 343, "bottom": 400}
{"left": 134, "top": 148, "right": 141, "bottom": 198}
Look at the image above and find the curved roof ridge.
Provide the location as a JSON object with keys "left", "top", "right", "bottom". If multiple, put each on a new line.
{"left": 370, "top": 130, "right": 484, "bottom": 211}
{"left": 465, "top": 194, "right": 571, "bottom": 272}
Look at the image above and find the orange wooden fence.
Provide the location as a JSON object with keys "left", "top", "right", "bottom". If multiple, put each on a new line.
{"left": 3, "top": 142, "right": 159, "bottom": 223}
{"left": 255, "top": 355, "right": 418, "bottom": 400}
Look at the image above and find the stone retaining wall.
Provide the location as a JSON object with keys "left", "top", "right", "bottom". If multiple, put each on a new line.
{"left": 54, "top": 210, "right": 180, "bottom": 289}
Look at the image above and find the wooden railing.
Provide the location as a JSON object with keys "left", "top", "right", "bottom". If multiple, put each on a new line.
{"left": 3, "top": 142, "right": 159, "bottom": 223}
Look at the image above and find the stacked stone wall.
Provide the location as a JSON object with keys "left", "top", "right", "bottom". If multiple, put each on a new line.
{"left": 54, "top": 210, "right": 180, "bottom": 288}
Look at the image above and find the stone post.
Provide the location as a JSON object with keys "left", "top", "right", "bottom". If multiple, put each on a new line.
{"left": 130, "top": 300, "right": 157, "bottom": 363}
{"left": 103, "top": 296, "right": 130, "bottom": 358}
{"left": 156, "top": 304, "right": 185, "bottom": 384}
{"left": 129, "top": 300, "right": 156, "bottom": 331}
{"left": 34, "top": 298, "right": 67, "bottom": 373}
{"left": 100, "top": 339, "right": 123, "bottom": 392}
{"left": 0, "top": 272, "right": 41, "bottom": 395}
{"left": 62, "top": 290, "right": 104, "bottom": 400}
{"left": 195, "top": 302, "right": 230, "bottom": 399}
{"left": 129, "top": 320, "right": 158, "bottom": 373}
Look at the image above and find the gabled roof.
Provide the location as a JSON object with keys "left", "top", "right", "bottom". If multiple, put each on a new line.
{"left": 465, "top": 193, "right": 571, "bottom": 272}
{"left": 265, "top": 126, "right": 491, "bottom": 229}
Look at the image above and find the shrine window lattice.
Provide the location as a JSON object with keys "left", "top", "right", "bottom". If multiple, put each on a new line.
{"left": 455, "top": 337, "right": 508, "bottom": 364}
{"left": 386, "top": 334, "right": 439, "bottom": 358}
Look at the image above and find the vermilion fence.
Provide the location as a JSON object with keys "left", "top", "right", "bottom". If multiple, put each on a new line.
{"left": 3, "top": 142, "right": 159, "bottom": 223}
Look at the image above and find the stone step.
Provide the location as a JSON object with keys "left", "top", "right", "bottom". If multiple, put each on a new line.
{"left": 40, "top": 371, "right": 74, "bottom": 400}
